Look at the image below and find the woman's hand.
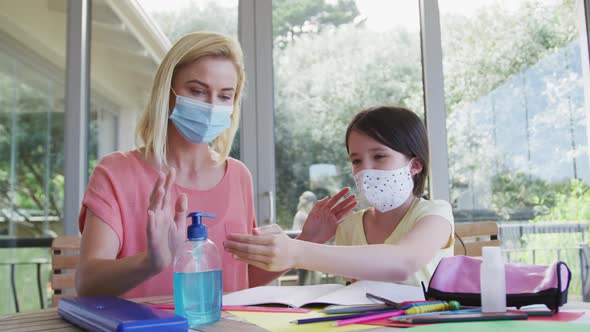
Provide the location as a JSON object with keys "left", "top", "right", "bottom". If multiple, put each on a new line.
{"left": 298, "top": 187, "right": 358, "bottom": 244}
{"left": 145, "top": 167, "right": 187, "bottom": 273}
{"left": 224, "top": 224, "right": 298, "bottom": 272}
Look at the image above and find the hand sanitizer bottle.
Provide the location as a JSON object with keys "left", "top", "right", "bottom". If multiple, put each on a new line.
{"left": 480, "top": 246, "right": 506, "bottom": 313}
{"left": 173, "top": 212, "right": 222, "bottom": 326}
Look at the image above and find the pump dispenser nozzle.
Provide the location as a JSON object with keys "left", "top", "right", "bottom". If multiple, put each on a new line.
{"left": 187, "top": 212, "right": 216, "bottom": 240}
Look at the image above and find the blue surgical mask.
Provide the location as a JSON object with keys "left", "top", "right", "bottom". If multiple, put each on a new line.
{"left": 169, "top": 90, "right": 234, "bottom": 143}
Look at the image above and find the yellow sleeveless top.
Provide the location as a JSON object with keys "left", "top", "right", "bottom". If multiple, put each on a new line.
{"left": 335, "top": 198, "right": 454, "bottom": 286}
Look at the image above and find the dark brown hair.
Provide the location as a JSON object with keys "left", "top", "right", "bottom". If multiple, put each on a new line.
{"left": 345, "top": 106, "right": 429, "bottom": 197}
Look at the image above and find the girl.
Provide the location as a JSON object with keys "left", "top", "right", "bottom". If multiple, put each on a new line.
{"left": 224, "top": 106, "right": 454, "bottom": 286}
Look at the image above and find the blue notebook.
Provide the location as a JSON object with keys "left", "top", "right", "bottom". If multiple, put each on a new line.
{"left": 57, "top": 296, "right": 188, "bottom": 332}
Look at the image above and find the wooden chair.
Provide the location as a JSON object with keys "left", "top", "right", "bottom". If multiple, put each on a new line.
{"left": 50, "top": 235, "right": 81, "bottom": 307}
{"left": 454, "top": 221, "right": 500, "bottom": 257}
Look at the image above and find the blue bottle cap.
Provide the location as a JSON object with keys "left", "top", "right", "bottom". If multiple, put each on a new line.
{"left": 187, "top": 212, "right": 216, "bottom": 240}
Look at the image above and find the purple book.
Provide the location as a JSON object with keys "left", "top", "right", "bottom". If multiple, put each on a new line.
{"left": 57, "top": 296, "right": 187, "bottom": 332}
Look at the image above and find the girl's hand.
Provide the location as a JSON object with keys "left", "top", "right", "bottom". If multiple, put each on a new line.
{"left": 224, "top": 224, "right": 298, "bottom": 272}
{"left": 145, "top": 168, "right": 188, "bottom": 273}
{"left": 298, "top": 187, "right": 358, "bottom": 243}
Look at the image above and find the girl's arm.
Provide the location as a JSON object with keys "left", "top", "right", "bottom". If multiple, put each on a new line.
{"left": 242, "top": 225, "right": 289, "bottom": 287}
{"left": 244, "top": 188, "right": 358, "bottom": 287}
{"left": 224, "top": 216, "right": 451, "bottom": 283}
{"left": 246, "top": 225, "right": 310, "bottom": 287}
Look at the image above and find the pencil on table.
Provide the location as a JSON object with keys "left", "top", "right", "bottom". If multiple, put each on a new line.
{"left": 390, "top": 308, "right": 481, "bottom": 321}
{"left": 333, "top": 300, "right": 461, "bottom": 327}
{"left": 332, "top": 310, "right": 405, "bottom": 327}
{"left": 290, "top": 310, "right": 400, "bottom": 325}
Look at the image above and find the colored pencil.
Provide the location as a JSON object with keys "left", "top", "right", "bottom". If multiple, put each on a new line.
{"left": 389, "top": 308, "right": 481, "bottom": 321}
{"left": 398, "top": 312, "right": 528, "bottom": 324}
{"left": 332, "top": 310, "right": 404, "bottom": 327}
{"left": 404, "top": 301, "right": 458, "bottom": 315}
{"left": 290, "top": 310, "right": 400, "bottom": 324}
{"left": 401, "top": 300, "right": 447, "bottom": 310}
{"left": 333, "top": 300, "right": 461, "bottom": 326}
{"left": 322, "top": 303, "right": 393, "bottom": 314}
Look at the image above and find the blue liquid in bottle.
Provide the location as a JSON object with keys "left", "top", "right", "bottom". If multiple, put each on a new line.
{"left": 173, "top": 212, "right": 223, "bottom": 327}
{"left": 174, "top": 270, "right": 222, "bottom": 326}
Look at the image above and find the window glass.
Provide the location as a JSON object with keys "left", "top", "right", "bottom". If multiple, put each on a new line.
{"left": 0, "top": 0, "right": 67, "bottom": 312}
{"left": 139, "top": 0, "right": 238, "bottom": 43}
{"left": 440, "top": 0, "right": 588, "bottom": 300}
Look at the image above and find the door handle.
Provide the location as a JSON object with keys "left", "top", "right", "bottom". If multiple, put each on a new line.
{"left": 265, "top": 191, "right": 275, "bottom": 224}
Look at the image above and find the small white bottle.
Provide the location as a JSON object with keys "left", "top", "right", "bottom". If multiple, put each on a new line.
{"left": 480, "top": 246, "right": 507, "bottom": 313}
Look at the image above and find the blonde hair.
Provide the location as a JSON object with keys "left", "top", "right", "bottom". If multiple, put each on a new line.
{"left": 135, "top": 32, "right": 245, "bottom": 167}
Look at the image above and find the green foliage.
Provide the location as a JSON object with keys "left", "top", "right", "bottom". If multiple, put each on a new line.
{"left": 146, "top": 0, "right": 361, "bottom": 46}
{"left": 442, "top": 0, "right": 577, "bottom": 111}
{"left": 0, "top": 88, "right": 65, "bottom": 235}
{"left": 533, "top": 179, "right": 590, "bottom": 222}
{"left": 0, "top": 79, "right": 101, "bottom": 236}
{"left": 490, "top": 172, "right": 554, "bottom": 220}
{"left": 147, "top": 1, "right": 238, "bottom": 42}
{"left": 273, "top": 0, "right": 362, "bottom": 48}
{"left": 490, "top": 172, "right": 590, "bottom": 223}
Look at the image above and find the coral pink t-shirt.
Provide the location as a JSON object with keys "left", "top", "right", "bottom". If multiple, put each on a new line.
{"left": 78, "top": 151, "right": 255, "bottom": 299}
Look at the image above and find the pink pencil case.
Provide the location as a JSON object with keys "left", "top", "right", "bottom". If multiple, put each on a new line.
{"left": 423, "top": 255, "right": 571, "bottom": 312}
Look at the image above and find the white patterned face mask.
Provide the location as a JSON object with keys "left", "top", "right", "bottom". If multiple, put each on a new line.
{"left": 353, "top": 163, "right": 414, "bottom": 212}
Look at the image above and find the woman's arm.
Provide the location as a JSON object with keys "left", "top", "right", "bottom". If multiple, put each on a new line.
{"left": 76, "top": 169, "right": 187, "bottom": 296}
{"left": 247, "top": 266, "right": 288, "bottom": 287}
{"left": 76, "top": 210, "right": 158, "bottom": 296}
{"left": 224, "top": 216, "right": 451, "bottom": 283}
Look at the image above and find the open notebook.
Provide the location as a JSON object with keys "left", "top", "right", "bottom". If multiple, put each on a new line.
{"left": 222, "top": 280, "right": 425, "bottom": 308}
